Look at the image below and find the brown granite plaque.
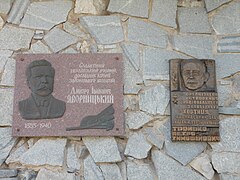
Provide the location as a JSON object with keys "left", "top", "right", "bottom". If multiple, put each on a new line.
{"left": 170, "top": 59, "right": 219, "bottom": 142}
{"left": 12, "top": 54, "right": 124, "bottom": 137}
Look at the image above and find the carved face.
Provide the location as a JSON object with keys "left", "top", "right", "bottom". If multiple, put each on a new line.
{"left": 28, "top": 66, "right": 54, "bottom": 96}
{"left": 181, "top": 62, "right": 208, "bottom": 90}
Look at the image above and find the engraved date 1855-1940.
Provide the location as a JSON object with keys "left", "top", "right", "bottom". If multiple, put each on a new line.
{"left": 24, "top": 122, "right": 51, "bottom": 129}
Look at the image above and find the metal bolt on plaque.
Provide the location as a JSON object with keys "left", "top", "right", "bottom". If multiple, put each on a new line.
{"left": 169, "top": 59, "right": 220, "bottom": 142}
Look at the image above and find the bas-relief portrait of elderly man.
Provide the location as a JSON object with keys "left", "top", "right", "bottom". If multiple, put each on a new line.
{"left": 170, "top": 59, "right": 216, "bottom": 92}
{"left": 18, "top": 59, "right": 66, "bottom": 120}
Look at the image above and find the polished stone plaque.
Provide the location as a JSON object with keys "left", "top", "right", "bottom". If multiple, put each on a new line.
{"left": 13, "top": 54, "right": 124, "bottom": 137}
{"left": 170, "top": 59, "right": 219, "bottom": 142}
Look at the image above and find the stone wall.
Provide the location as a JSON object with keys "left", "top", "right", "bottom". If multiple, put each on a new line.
{"left": 0, "top": 0, "right": 240, "bottom": 179}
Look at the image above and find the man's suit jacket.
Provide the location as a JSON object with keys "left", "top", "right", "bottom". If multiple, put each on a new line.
{"left": 19, "top": 95, "right": 66, "bottom": 120}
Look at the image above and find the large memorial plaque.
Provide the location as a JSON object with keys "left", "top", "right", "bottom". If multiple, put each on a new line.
{"left": 170, "top": 59, "right": 219, "bottom": 142}
{"left": 12, "top": 54, "right": 124, "bottom": 137}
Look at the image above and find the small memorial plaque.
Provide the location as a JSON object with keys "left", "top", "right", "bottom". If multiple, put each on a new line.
{"left": 13, "top": 54, "right": 124, "bottom": 137}
{"left": 170, "top": 59, "right": 219, "bottom": 142}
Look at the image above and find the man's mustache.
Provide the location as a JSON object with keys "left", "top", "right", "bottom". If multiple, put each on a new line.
{"left": 37, "top": 85, "right": 51, "bottom": 91}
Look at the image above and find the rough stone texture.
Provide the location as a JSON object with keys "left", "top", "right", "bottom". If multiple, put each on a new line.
{"left": 0, "top": 16, "right": 4, "bottom": 30}
{"left": 127, "top": 162, "right": 154, "bottom": 180}
{"left": 143, "top": 127, "right": 164, "bottom": 149}
{"left": 28, "top": 41, "right": 51, "bottom": 54}
{"left": 74, "top": 0, "right": 108, "bottom": 15}
{"left": 84, "top": 155, "right": 104, "bottom": 180}
{"left": 124, "top": 132, "right": 152, "bottom": 159}
{"left": 99, "top": 164, "right": 122, "bottom": 180}
{"left": 212, "top": 152, "right": 240, "bottom": 174}
{"left": 20, "top": 0, "right": 72, "bottom": 30}
{"left": 1, "top": 58, "right": 15, "bottom": 86}
{"left": 217, "top": 36, "right": 240, "bottom": 53}
{"left": 80, "top": 16, "right": 124, "bottom": 45}
{"left": 43, "top": 27, "right": 78, "bottom": 53}
{"left": 173, "top": 34, "right": 213, "bottom": 59}
{"left": 0, "top": 0, "right": 12, "bottom": 14}
{"left": 126, "top": 112, "right": 151, "bottom": 130}
{"left": 143, "top": 47, "right": 189, "bottom": 80}
{"left": 6, "top": 140, "right": 28, "bottom": 165}
{"left": 0, "top": 25, "right": 34, "bottom": 51}
{"left": 139, "top": 85, "right": 169, "bottom": 115}
{"left": 121, "top": 43, "right": 140, "bottom": 71}
{"left": 108, "top": 0, "right": 149, "bottom": 18}
{"left": 150, "top": 0, "right": 177, "bottom": 28}
{"left": 36, "top": 168, "right": 76, "bottom": 180}
{"left": 178, "top": 7, "right": 211, "bottom": 33}
{"left": 67, "top": 143, "right": 81, "bottom": 172}
{"left": 218, "top": 83, "right": 232, "bottom": 107}
{"left": 0, "top": 89, "right": 13, "bottom": 126}
{"left": 128, "top": 18, "right": 168, "bottom": 48}
{"left": 161, "top": 119, "right": 207, "bottom": 165}
{"left": 190, "top": 153, "right": 215, "bottom": 179}
{"left": 61, "top": 47, "right": 78, "bottom": 54}
{"left": 0, "top": 128, "right": 16, "bottom": 166}
{"left": 33, "top": 30, "right": 44, "bottom": 40}
{"left": 18, "top": 170, "right": 37, "bottom": 180}
{"left": 124, "top": 58, "right": 142, "bottom": 94}
{"left": 211, "top": 2, "right": 240, "bottom": 35}
{"left": 220, "top": 174, "right": 240, "bottom": 180}
{"left": 63, "top": 22, "right": 87, "bottom": 38}
{"left": 210, "top": 117, "right": 240, "bottom": 152}
{"left": 205, "top": 0, "right": 232, "bottom": 12}
{"left": 82, "top": 137, "right": 121, "bottom": 163}
{"left": 0, "top": 169, "right": 18, "bottom": 178}
{"left": 178, "top": 0, "right": 205, "bottom": 7}
{"left": 19, "top": 139, "right": 67, "bottom": 167}
{"left": 215, "top": 54, "right": 240, "bottom": 79}
{"left": 7, "top": 0, "right": 30, "bottom": 25}
{"left": 152, "top": 149, "right": 206, "bottom": 180}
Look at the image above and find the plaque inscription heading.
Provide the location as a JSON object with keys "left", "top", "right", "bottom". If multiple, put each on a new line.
{"left": 13, "top": 54, "right": 124, "bottom": 137}
{"left": 170, "top": 59, "right": 220, "bottom": 142}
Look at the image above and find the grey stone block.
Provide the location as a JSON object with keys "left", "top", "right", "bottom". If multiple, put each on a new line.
{"left": 0, "top": 169, "right": 18, "bottom": 178}
{"left": 217, "top": 36, "right": 240, "bottom": 53}
{"left": 161, "top": 119, "right": 207, "bottom": 165}
{"left": 121, "top": 42, "right": 140, "bottom": 71}
{"left": 82, "top": 137, "right": 121, "bottom": 163}
{"left": 74, "top": 0, "right": 108, "bottom": 15}
{"left": 210, "top": 117, "right": 240, "bottom": 152}
{"left": 20, "top": 0, "right": 72, "bottom": 30}
{"left": 19, "top": 138, "right": 67, "bottom": 167}
{"left": 124, "top": 57, "right": 142, "bottom": 94}
{"left": 126, "top": 112, "right": 151, "bottom": 130}
{"left": 0, "top": 25, "right": 34, "bottom": 51}
{"left": 43, "top": 28, "right": 78, "bottom": 53}
{"left": 18, "top": 170, "right": 37, "bottom": 180}
{"left": 80, "top": 16, "right": 124, "bottom": 45}
{"left": 6, "top": 140, "right": 27, "bottom": 165}
{"left": 7, "top": 0, "right": 30, "bottom": 25}
{"left": 214, "top": 54, "right": 240, "bottom": 79}
{"left": 211, "top": 2, "right": 240, "bottom": 35}
{"left": 108, "top": 0, "right": 149, "bottom": 18}
{"left": 205, "top": 0, "right": 231, "bottom": 12}
{"left": 152, "top": 149, "right": 206, "bottom": 180}
{"left": 212, "top": 152, "right": 240, "bottom": 174}
{"left": 1, "top": 59, "right": 15, "bottom": 86}
{"left": 128, "top": 18, "right": 168, "bottom": 48}
{"left": 0, "top": 128, "right": 17, "bottom": 166}
{"left": 178, "top": 7, "right": 212, "bottom": 33}
{"left": 139, "top": 85, "right": 169, "bottom": 115}
{"left": 67, "top": 143, "right": 81, "bottom": 172}
{"left": 84, "top": 156, "right": 104, "bottom": 180}
{"left": 143, "top": 47, "right": 189, "bottom": 80}
{"left": 143, "top": 127, "right": 164, "bottom": 149}
{"left": 0, "top": 88, "right": 13, "bottom": 126}
{"left": 124, "top": 132, "right": 152, "bottom": 159}
{"left": 150, "top": 0, "right": 177, "bottom": 28}
{"left": 127, "top": 162, "right": 154, "bottom": 180}
{"left": 220, "top": 174, "right": 240, "bottom": 180}
{"left": 173, "top": 34, "right": 213, "bottom": 59}
{"left": 99, "top": 164, "right": 122, "bottom": 180}
{"left": 36, "top": 168, "right": 76, "bottom": 180}
{"left": 27, "top": 41, "right": 51, "bottom": 54}
{"left": 0, "top": 0, "right": 12, "bottom": 14}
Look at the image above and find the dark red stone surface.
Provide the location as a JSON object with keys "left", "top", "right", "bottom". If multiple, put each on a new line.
{"left": 12, "top": 54, "right": 124, "bottom": 137}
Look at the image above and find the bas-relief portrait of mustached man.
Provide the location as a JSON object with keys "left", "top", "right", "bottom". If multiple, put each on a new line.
{"left": 171, "top": 59, "right": 216, "bottom": 92}
{"left": 18, "top": 59, "right": 66, "bottom": 120}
